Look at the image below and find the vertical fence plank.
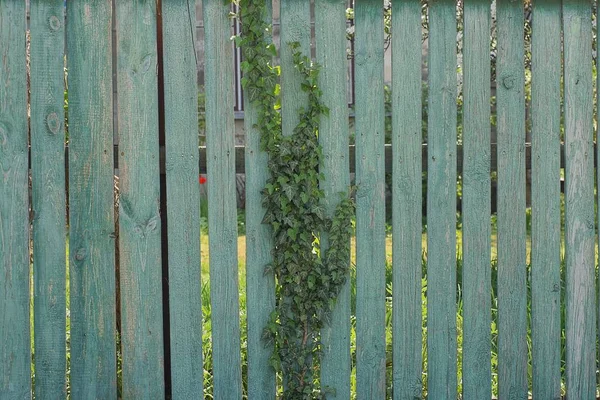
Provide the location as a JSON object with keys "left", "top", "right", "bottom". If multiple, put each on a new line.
{"left": 116, "top": 1, "right": 164, "bottom": 397}
{"left": 161, "top": 1, "right": 202, "bottom": 398}
{"left": 461, "top": 1, "right": 491, "bottom": 399}
{"left": 354, "top": 1, "right": 386, "bottom": 398}
{"left": 426, "top": 0, "right": 457, "bottom": 397}
{"left": 243, "top": 1, "right": 277, "bottom": 398}
{"left": 391, "top": 0, "right": 422, "bottom": 398}
{"left": 496, "top": 0, "right": 527, "bottom": 398}
{"left": 280, "top": 0, "right": 311, "bottom": 137}
{"left": 66, "top": 2, "right": 117, "bottom": 398}
{"left": 203, "top": 0, "right": 243, "bottom": 398}
{"left": 0, "top": 2, "right": 30, "bottom": 398}
{"left": 563, "top": 1, "right": 596, "bottom": 398}
{"left": 531, "top": 1, "right": 561, "bottom": 398}
{"left": 315, "top": 1, "right": 351, "bottom": 398}
{"left": 30, "top": 1, "right": 67, "bottom": 397}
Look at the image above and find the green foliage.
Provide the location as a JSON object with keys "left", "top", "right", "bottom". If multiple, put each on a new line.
{"left": 235, "top": 1, "right": 354, "bottom": 398}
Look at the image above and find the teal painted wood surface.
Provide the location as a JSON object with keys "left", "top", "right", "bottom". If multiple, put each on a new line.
{"left": 563, "top": 2, "right": 596, "bottom": 398}
{"left": 461, "top": 1, "right": 491, "bottom": 399}
{"left": 530, "top": 1, "right": 561, "bottom": 398}
{"left": 0, "top": 2, "right": 30, "bottom": 398}
{"left": 66, "top": 1, "right": 117, "bottom": 398}
{"left": 280, "top": 0, "right": 311, "bottom": 137}
{"left": 315, "top": 1, "right": 351, "bottom": 398}
{"left": 203, "top": 0, "right": 243, "bottom": 398}
{"left": 161, "top": 1, "right": 203, "bottom": 398}
{"left": 391, "top": 0, "right": 422, "bottom": 398}
{"left": 354, "top": 1, "right": 387, "bottom": 398}
{"left": 243, "top": 1, "right": 277, "bottom": 398}
{"left": 496, "top": 1, "right": 528, "bottom": 398}
{"left": 116, "top": 1, "right": 165, "bottom": 397}
{"left": 426, "top": 0, "right": 457, "bottom": 397}
{"left": 30, "top": 1, "right": 67, "bottom": 398}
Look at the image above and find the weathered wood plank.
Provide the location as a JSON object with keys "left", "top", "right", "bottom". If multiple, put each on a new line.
{"left": 30, "top": 1, "right": 67, "bottom": 398}
{"left": 496, "top": 0, "right": 528, "bottom": 398}
{"left": 66, "top": 1, "right": 117, "bottom": 398}
{"left": 354, "top": 1, "right": 387, "bottom": 398}
{"left": 391, "top": 0, "right": 422, "bottom": 398}
{"left": 426, "top": 0, "right": 457, "bottom": 397}
{"left": 461, "top": 1, "right": 491, "bottom": 399}
{"left": 116, "top": 1, "right": 164, "bottom": 397}
{"left": 563, "top": 1, "right": 596, "bottom": 399}
{"left": 203, "top": 0, "right": 243, "bottom": 398}
{"left": 530, "top": 1, "right": 561, "bottom": 398}
{"left": 161, "top": 1, "right": 202, "bottom": 398}
{"left": 315, "top": 1, "right": 351, "bottom": 398}
{"left": 243, "top": 1, "right": 276, "bottom": 398}
{"left": 0, "top": 2, "right": 30, "bottom": 398}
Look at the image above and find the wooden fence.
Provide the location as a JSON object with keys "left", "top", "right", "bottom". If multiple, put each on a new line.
{"left": 1, "top": 0, "right": 597, "bottom": 399}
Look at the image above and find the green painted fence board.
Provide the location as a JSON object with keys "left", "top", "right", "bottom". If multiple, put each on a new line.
{"left": 530, "top": 1, "right": 561, "bottom": 398}
{"left": 30, "top": 1, "right": 67, "bottom": 398}
{"left": 161, "top": 1, "right": 203, "bottom": 398}
{"left": 203, "top": 1, "right": 243, "bottom": 398}
{"left": 496, "top": 1, "right": 527, "bottom": 398}
{"left": 280, "top": 0, "right": 311, "bottom": 137}
{"left": 243, "top": 1, "right": 276, "bottom": 398}
{"left": 461, "top": 1, "right": 491, "bottom": 399}
{"left": 391, "top": 0, "right": 422, "bottom": 398}
{"left": 426, "top": 0, "right": 457, "bottom": 397}
{"left": 354, "top": 1, "right": 387, "bottom": 398}
{"left": 315, "top": 1, "right": 351, "bottom": 398}
{"left": 563, "top": 2, "right": 596, "bottom": 398}
{"left": 66, "top": 2, "right": 117, "bottom": 398}
{"left": 116, "top": 1, "right": 164, "bottom": 397}
{"left": 0, "top": 2, "right": 30, "bottom": 398}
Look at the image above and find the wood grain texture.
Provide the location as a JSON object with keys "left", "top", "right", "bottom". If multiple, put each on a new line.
{"left": 496, "top": 1, "right": 528, "bottom": 398}
{"left": 315, "top": 1, "right": 351, "bottom": 398}
{"left": 461, "top": 1, "right": 491, "bottom": 399}
{"left": 116, "top": 0, "right": 165, "bottom": 397}
{"left": 280, "top": 0, "right": 311, "bottom": 138}
{"left": 161, "top": 1, "right": 203, "bottom": 398}
{"left": 30, "top": 1, "right": 67, "bottom": 398}
{"left": 203, "top": 0, "right": 243, "bottom": 398}
{"left": 426, "top": 0, "right": 457, "bottom": 397}
{"left": 531, "top": 1, "right": 561, "bottom": 398}
{"left": 391, "top": 0, "right": 423, "bottom": 398}
{"left": 0, "top": 2, "right": 30, "bottom": 398}
{"left": 66, "top": 1, "right": 117, "bottom": 398}
{"left": 563, "top": 2, "right": 596, "bottom": 398}
{"left": 354, "top": 1, "right": 387, "bottom": 398}
{"left": 243, "top": 1, "right": 276, "bottom": 398}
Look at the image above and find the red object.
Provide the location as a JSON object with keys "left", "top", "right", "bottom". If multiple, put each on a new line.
{"left": 199, "top": 176, "right": 207, "bottom": 184}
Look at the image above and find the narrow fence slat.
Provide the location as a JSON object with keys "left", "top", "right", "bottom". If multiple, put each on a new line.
{"left": 116, "top": 1, "right": 165, "bottom": 397}
{"left": 280, "top": 0, "right": 311, "bottom": 137}
{"left": 563, "top": 2, "right": 596, "bottom": 398}
{"left": 315, "top": 1, "right": 351, "bottom": 397}
{"left": 244, "top": 1, "right": 276, "bottom": 397}
{"left": 66, "top": 2, "right": 117, "bottom": 398}
{"left": 426, "top": 0, "right": 457, "bottom": 397}
{"left": 391, "top": 0, "right": 423, "bottom": 398}
{"left": 496, "top": 0, "right": 528, "bottom": 398}
{"left": 203, "top": 0, "right": 243, "bottom": 398}
{"left": 30, "top": 1, "right": 67, "bottom": 397}
{"left": 354, "top": 1, "right": 387, "bottom": 398}
{"left": 461, "top": 1, "right": 491, "bottom": 399}
{"left": 531, "top": 1, "right": 561, "bottom": 398}
{"left": 161, "top": 1, "right": 202, "bottom": 398}
{"left": 0, "top": 3, "right": 30, "bottom": 398}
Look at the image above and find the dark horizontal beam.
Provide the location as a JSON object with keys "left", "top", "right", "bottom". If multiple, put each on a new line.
{"left": 60, "top": 142, "right": 591, "bottom": 175}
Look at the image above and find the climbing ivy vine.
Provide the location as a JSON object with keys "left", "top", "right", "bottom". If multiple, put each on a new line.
{"left": 235, "top": 1, "right": 354, "bottom": 398}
